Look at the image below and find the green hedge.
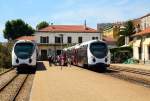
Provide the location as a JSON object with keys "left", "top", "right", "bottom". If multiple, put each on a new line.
{"left": 110, "top": 46, "right": 132, "bottom": 53}
{"left": 110, "top": 46, "right": 133, "bottom": 63}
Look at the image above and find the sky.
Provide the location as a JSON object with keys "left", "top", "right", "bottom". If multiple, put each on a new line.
{"left": 0, "top": 0, "right": 150, "bottom": 42}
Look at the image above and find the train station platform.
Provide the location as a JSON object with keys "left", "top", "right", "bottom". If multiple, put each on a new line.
{"left": 29, "top": 61, "right": 150, "bottom": 101}
{"left": 110, "top": 64, "right": 150, "bottom": 72}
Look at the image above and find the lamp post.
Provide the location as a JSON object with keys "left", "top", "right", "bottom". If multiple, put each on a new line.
{"left": 59, "top": 34, "right": 63, "bottom": 70}
{"left": 143, "top": 37, "right": 146, "bottom": 64}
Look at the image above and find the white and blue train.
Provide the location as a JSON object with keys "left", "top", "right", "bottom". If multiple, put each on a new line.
{"left": 64, "top": 40, "right": 110, "bottom": 71}
{"left": 12, "top": 40, "right": 38, "bottom": 71}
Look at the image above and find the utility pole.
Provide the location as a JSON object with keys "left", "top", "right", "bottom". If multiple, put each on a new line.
{"left": 59, "top": 34, "right": 63, "bottom": 70}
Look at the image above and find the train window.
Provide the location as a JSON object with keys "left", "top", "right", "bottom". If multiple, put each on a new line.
{"left": 90, "top": 42, "right": 107, "bottom": 58}
{"left": 14, "top": 43, "right": 35, "bottom": 59}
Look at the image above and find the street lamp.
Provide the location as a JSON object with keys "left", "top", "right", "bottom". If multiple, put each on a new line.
{"left": 59, "top": 34, "right": 63, "bottom": 69}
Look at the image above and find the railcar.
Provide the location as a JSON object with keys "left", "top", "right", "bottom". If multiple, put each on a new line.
{"left": 12, "top": 40, "right": 38, "bottom": 72}
{"left": 65, "top": 40, "right": 110, "bottom": 71}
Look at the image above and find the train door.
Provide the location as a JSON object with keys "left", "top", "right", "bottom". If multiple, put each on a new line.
{"left": 77, "top": 46, "right": 87, "bottom": 67}
{"left": 41, "top": 50, "right": 48, "bottom": 60}
{"left": 72, "top": 49, "right": 75, "bottom": 65}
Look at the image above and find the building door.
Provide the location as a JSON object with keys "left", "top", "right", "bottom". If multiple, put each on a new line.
{"left": 41, "top": 50, "right": 47, "bottom": 60}
{"left": 56, "top": 50, "right": 61, "bottom": 55}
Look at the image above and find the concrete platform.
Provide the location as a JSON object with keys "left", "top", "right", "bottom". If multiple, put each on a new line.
{"left": 110, "top": 64, "right": 150, "bottom": 72}
{"left": 29, "top": 61, "right": 150, "bottom": 101}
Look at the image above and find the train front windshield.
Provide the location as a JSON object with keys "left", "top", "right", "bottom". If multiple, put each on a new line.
{"left": 14, "top": 43, "right": 34, "bottom": 59}
{"left": 90, "top": 42, "right": 108, "bottom": 58}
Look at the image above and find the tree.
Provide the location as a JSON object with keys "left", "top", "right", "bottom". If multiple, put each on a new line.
{"left": 0, "top": 43, "right": 12, "bottom": 68}
{"left": 3, "top": 19, "right": 35, "bottom": 40}
{"left": 36, "top": 21, "right": 49, "bottom": 30}
{"left": 117, "top": 21, "right": 135, "bottom": 46}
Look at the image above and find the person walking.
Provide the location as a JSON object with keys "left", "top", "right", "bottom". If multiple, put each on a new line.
{"left": 67, "top": 57, "right": 71, "bottom": 67}
{"left": 60, "top": 55, "right": 64, "bottom": 66}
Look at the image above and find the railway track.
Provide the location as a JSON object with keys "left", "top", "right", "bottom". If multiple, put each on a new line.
{"left": 106, "top": 66, "right": 150, "bottom": 87}
{"left": 0, "top": 67, "right": 33, "bottom": 101}
{"left": 0, "top": 67, "right": 16, "bottom": 76}
{"left": 0, "top": 73, "right": 29, "bottom": 101}
{"left": 108, "top": 66, "right": 150, "bottom": 76}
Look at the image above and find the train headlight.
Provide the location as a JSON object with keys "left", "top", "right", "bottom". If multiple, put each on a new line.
{"left": 92, "top": 58, "right": 96, "bottom": 62}
{"left": 29, "top": 58, "right": 32, "bottom": 63}
{"left": 105, "top": 58, "right": 108, "bottom": 62}
{"left": 16, "top": 58, "right": 19, "bottom": 63}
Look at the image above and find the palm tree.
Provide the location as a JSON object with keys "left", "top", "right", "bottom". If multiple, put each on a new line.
{"left": 117, "top": 21, "right": 135, "bottom": 46}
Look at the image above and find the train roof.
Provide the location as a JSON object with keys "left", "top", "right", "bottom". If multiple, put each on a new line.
{"left": 14, "top": 40, "right": 36, "bottom": 46}
{"left": 15, "top": 40, "right": 35, "bottom": 44}
{"left": 64, "top": 40, "right": 106, "bottom": 50}
{"left": 79, "top": 40, "right": 105, "bottom": 46}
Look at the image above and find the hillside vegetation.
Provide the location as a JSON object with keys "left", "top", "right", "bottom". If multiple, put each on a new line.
{"left": 0, "top": 42, "right": 12, "bottom": 69}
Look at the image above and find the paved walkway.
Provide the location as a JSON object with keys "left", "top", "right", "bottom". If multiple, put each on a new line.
{"left": 110, "top": 64, "right": 150, "bottom": 71}
{"left": 29, "top": 61, "right": 150, "bottom": 101}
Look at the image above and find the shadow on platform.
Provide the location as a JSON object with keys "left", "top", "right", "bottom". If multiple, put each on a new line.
{"left": 17, "top": 67, "right": 36, "bottom": 74}
{"left": 81, "top": 66, "right": 119, "bottom": 74}
{"left": 36, "top": 61, "right": 47, "bottom": 71}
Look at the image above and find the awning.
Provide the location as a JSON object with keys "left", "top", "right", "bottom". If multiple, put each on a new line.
{"left": 133, "top": 39, "right": 141, "bottom": 47}
{"left": 143, "top": 38, "right": 150, "bottom": 45}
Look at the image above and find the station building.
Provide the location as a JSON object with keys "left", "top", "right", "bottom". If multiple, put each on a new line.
{"left": 34, "top": 25, "right": 101, "bottom": 60}
{"left": 132, "top": 13, "right": 150, "bottom": 64}
{"left": 132, "top": 27, "right": 150, "bottom": 64}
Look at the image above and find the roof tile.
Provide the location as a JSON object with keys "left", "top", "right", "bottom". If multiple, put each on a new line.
{"left": 133, "top": 27, "right": 150, "bottom": 37}
{"left": 38, "top": 25, "right": 98, "bottom": 33}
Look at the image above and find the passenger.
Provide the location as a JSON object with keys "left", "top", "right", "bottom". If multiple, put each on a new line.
{"left": 67, "top": 57, "right": 71, "bottom": 67}
{"left": 48, "top": 56, "right": 52, "bottom": 66}
{"left": 57, "top": 55, "right": 60, "bottom": 66}
{"left": 60, "top": 55, "right": 64, "bottom": 66}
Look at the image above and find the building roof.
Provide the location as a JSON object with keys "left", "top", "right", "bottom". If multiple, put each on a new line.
{"left": 38, "top": 25, "right": 98, "bottom": 33}
{"left": 140, "top": 13, "right": 150, "bottom": 19}
{"left": 132, "top": 27, "right": 150, "bottom": 37}
{"left": 102, "top": 37, "right": 116, "bottom": 45}
{"left": 16, "top": 36, "right": 35, "bottom": 41}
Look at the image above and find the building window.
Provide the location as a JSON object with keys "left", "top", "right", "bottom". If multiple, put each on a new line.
{"left": 40, "top": 36, "right": 49, "bottom": 43}
{"left": 67, "top": 37, "right": 72, "bottom": 43}
{"left": 78, "top": 37, "right": 82, "bottom": 43}
{"left": 55, "top": 37, "right": 62, "bottom": 43}
{"left": 92, "top": 37, "right": 98, "bottom": 40}
{"left": 144, "top": 23, "right": 146, "bottom": 29}
{"left": 41, "top": 50, "right": 48, "bottom": 60}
